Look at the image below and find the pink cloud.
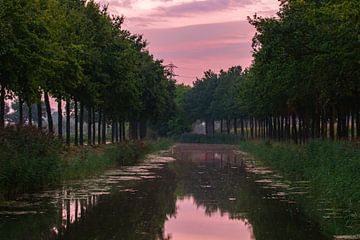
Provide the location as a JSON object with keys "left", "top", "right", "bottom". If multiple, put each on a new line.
{"left": 140, "top": 21, "right": 255, "bottom": 84}
{"left": 154, "top": 0, "right": 255, "bottom": 17}
{"left": 97, "top": 0, "right": 279, "bottom": 84}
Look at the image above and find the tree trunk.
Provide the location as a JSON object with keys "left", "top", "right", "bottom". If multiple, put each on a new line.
{"left": 92, "top": 109, "right": 96, "bottom": 145}
{"left": 356, "top": 111, "right": 360, "bottom": 139}
{"left": 329, "top": 108, "right": 335, "bottom": 140}
{"left": 58, "top": 99, "right": 62, "bottom": 139}
{"left": 28, "top": 103, "right": 32, "bottom": 126}
{"left": 240, "top": 117, "right": 245, "bottom": 139}
{"left": 345, "top": 114, "right": 350, "bottom": 140}
{"left": 115, "top": 121, "right": 119, "bottom": 142}
{"left": 36, "top": 103, "right": 42, "bottom": 129}
{"left": 254, "top": 118, "right": 257, "bottom": 139}
{"left": 0, "top": 85, "right": 5, "bottom": 128}
{"left": 102, "top": 113, "right": 106, "bottom": 144}
{"left": 227, "top": 118, "right": 231, "bottom": 135}
{"left": 351, "top": 111, "right": 355, "bottom": 140}
{"left": 250, "top": 118, "right": 254, "bottom": 138}
{"left": 130, "top": 120, "right": 138, "bottom": 139}
{"left": 205, "top": 120, "right": 208, "bottom": 135}
{"left": 98, "top": 110, "right": 102, "bottom": 145}
{"left": 87, "top": 108, "right": 92, "bottom": 145}
{"left": 234, "top": 118, "right": 237, "bottom": 135}
{"left": 74, "top": 100, "right": 78, "bottom": 146}
{"left": 292, "top": 115, "right": 298, "bottom": 144}
{"left": 18, "top": 98, "right": 24, "bottom": 126}
{"left": 37, "top": 102, "right": 42, "bottom": 129}
{"left": 140, "top": 119, "right": 147, "bottom": 139}
{"left": 119, "top": 121, "right": 123, "bottom": 142}
{"left": 80, "top": 102, "right": 84, "bottom": 145}
{"left": 220, "top": 119, "right": 223, "bottom": 133}
{"left": 65, "top": 98, "right": 70, "bottom": 145}
{"left": 44, "top": 92, "right": 53, "bottom": 133}
{"left": 111, "top": 122, "right": 115, "bottom": 143}
{"left": 122, "top": 122, "right": 126, "bottom": 141}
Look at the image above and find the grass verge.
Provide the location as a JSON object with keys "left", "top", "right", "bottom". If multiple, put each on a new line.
{"left": 61, "top": 138, "right": 174, "bottom": 180}
{"left": 239, "top": 140, "right": 360, "bottom": 235}
{"left": 0, "top": 126, "right": 173, "bottom": 199}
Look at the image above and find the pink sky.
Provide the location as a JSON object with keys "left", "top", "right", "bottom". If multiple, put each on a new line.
{"left": 96, "top": 0, "right": 280, "bottom": 85}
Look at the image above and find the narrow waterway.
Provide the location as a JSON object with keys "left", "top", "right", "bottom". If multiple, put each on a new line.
{"left": 0, "top": 144, "right": 330, "bottom": 240}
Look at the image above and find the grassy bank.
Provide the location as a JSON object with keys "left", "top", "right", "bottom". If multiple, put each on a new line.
{"left": 0, "top": 126, "right": 173, "bottom": 199}
{"left": 239, "top": 140, "right": 360, "bottom": 234}
{"left": 61, "top": 139, "right": 173, "bottom": 180}
{"left": 178, "top": 133, "right": 360, "bottom": 234}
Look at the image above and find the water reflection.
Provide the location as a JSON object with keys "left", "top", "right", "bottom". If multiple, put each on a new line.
{"left": 0, "top": 153, "right": 177, "bottom": 240}
{"left": 170, "top": 144, "right": 329, "bottom": 240}
{"left": 164, "top": 196, "right": 254, "bottom": 240}
{"left": 0, "top": 146, "right": 331, "bottom": 240}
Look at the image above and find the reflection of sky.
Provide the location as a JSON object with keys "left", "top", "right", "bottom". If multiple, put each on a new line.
{"left": 164, "top": 196, "right": 254, "bottom": 240}
{"left": 96, "top": 0, "right": 280, "bottom": 84}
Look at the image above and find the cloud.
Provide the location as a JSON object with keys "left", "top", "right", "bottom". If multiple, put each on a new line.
{"left": 101, "top": 0, "right": 138, "bottom": 9}
{"left": 96, "top": 0, "right": 280, "bottom": 84}
{"left": 154, "top": 0, "right": 255, "bottom": 17}
{"left": 139, "top": 21, "right": 255, "bottom": 83}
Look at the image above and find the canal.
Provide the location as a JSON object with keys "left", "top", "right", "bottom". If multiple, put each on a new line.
{"left": 0, "top": 144, "right": 329, "bottom": 240}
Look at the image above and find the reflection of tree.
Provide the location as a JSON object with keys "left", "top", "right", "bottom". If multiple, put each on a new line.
{"left": 0, "top": 200, "right": 60, "bottom": 240}
{"left": 171, "top": 150, "right": 329, "bottom": 240}
{"left": 55, "top": 168, "right": 177, "bottom": 240}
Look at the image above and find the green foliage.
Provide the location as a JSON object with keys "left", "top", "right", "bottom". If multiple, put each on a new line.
{"left": 238, "top": 0, "right": 359, "bottom": 120}
{"left": 183, "top": 66, "right": 244, "bottom": 131}
{"left": 153, "top": 84, "right": 192, "bottom": 136}
{"left": 0, "top": 0, "right": 177, "bottom": 139}
{"left": 0, "top": 126, "right": 62, "bottom": 196}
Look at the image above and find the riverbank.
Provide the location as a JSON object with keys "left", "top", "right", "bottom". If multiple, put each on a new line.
{"left": 239, "top": 140, "right": 360, "bottom": 235}
{"left": 178, "top": 134, "right": 360, "bottom": 235}
{"left": 0, "top": 126, "right": 173, "bottom": 199}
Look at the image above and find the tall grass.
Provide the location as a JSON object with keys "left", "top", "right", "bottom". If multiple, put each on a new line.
{"left": 239, "top": 140, "right": 360, "bottom": 227}
{"left": 0, "top": 126, "right": 174, "bottom": 199}
{"left": 0, "top": 126, "right": 62, "bottom": 197}
{"left": 61, "top": 138, "right": 174, "bottom": 179}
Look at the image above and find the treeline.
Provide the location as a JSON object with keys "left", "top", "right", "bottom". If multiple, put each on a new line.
{"left": 0, "top": 0, "right": 176, "bottom": 144}
{"left": 184, "top": 0, "right": 359, "bottom": 143}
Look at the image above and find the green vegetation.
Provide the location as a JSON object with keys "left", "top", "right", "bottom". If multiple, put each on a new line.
{"left": 0, "top": 126, "right": 62, "bottom": 197}
{"left": 0, "top": 126, "right": 173, "bottom": 199}
{"left": 184, "top": 0, "right": 359, "bottom": 142}
{"left": 239, "top": 140, "right": 360, "bottom": 233}
{"left": 62, "top": 138, "right": 173, "bottom": 179}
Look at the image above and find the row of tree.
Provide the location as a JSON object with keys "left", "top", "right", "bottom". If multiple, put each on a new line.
{"left": 184, "top": 0, "right": 359, "bottom": 142}
{"left": 0, "top": 0, "right": 176, "bottom": 145}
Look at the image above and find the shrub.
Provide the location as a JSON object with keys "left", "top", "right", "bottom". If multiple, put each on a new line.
{"left": 0, "top": 126, "right": 62, "bottom": 196}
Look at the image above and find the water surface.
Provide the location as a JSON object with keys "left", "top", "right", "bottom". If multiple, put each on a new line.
{"left": 0, "top": 144, "right": 331, "bottom": 240}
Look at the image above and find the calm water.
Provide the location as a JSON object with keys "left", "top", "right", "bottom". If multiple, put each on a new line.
{"left": 0, "top": 144, "right": 330, "bottom": 240}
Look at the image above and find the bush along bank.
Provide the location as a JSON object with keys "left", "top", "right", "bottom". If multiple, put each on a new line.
{"left": 0, "top": 126, "right": 173, "bottom": 199}
{"left": 239, "top": 140, "right": 360, "bottom": 236}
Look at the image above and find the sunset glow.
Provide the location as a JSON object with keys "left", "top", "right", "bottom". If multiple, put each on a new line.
{"left": 96, "top": 0, "right": 280, "bottom": 84}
